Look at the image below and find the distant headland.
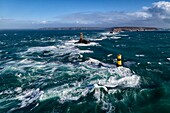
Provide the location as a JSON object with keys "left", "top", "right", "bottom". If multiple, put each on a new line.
{"left": 39, "top": 27, "right": 106, "bottom": 30}
{"left": 111, "top": 27, "right": 158, "bottom": 32}
{"left": 39, "top": 27, "right": 159, "bottom": 32}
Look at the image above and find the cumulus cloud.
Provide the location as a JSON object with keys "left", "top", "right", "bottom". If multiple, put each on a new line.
{"left": 0, "top": 18, "right": 59, "bottom": 29}
{"left": 40, "top": 21, "right": 48, "bottom": 24}
{"left": 54, "top": 1, "right": 170, "bottom": 28}
{"left": 1, "top": 1, "right": 170, "bottom": 29}
{"left": 56, "top": 12, "right": 127, "bottom": 25}
{"left": 143, "top": 1, "right": 170, "bottom": 27}
{"left": 127, "top": 12, "right": 152, "bottom": 19}
{"left": 145, "top": 1, "right": 170, "bottom": 19}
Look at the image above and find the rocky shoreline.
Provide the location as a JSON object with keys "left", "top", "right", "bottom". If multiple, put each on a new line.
{"left": 39, "top": 27, "right": 159, "bottom": 32}
{"left": 111, "top": 27, "right": 158, "bottom": 32}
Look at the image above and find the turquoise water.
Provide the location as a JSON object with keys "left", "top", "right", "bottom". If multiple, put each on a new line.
{"left": 0, "top": 30, "right": 170, "bottom": 113}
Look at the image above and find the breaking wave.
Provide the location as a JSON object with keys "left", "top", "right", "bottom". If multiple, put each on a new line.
{"left": 1, "top": 38, "right": 141, "bottom": 112}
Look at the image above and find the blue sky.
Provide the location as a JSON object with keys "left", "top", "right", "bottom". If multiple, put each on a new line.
{"left": 0, "top": 0, "right": 170, "bottom": 29}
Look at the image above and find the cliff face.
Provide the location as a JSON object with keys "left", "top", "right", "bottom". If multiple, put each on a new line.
{"left": 112, "top": 27, "right": 158, "bottom": 32}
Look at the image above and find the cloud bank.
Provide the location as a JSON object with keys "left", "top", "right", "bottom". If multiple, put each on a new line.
{"left": 56, "top": 1, "right": 170, "bottom": 28}
{"left": 1, "top": 1, "right": 170, "bottom": 29}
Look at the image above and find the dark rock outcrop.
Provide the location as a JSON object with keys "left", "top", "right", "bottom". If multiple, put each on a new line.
{"left": 75, "top": 33, "right": 90, "bottom": 44}
{"left": 75, "top": 39, "right": 90, "bottom": 44}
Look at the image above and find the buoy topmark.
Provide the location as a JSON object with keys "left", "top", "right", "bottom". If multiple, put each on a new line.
{"left": 117, "top": 54, "right": 122, "bottom": 67}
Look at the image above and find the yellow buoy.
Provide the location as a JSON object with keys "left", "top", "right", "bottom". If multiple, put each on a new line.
{"left": 117, "top": 54, "right": 122, "bottom": 67}
{"left": 117, "top": 54, "right": 122, "bottom": 60}
{"left": 117, "top": 60, "right": 122, "bottom": 66}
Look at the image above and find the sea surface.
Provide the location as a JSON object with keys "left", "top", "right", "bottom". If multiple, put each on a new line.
{"left": 0, "top": 30, "right": 170, "bottom": 113}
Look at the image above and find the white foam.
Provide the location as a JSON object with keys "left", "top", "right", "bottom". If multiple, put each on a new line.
{"left": 110, "top": 36, "right": 121, "bottom": 39}
{"left": 93, "top": 84, "right": 108, "bottom": 92}
{"left": 76, "top": 42, "right": 99, "bottom": 46}
{"left": 90, "top": 36, "right": 107, "bottom": 41}
{"left": 100, "top": 32, "right": 118, "bottom": 36}
{"left": 79, "top": 50, "right": 93, "bottom": 53}
{"left": 16, "top": 88, "right": 43, "bottom": 108}
{"left": 158, "top": 62, "right": 162, "bottom": 65}
{"left": 65, "top": 40, "right": 99, "bottom": 47}
{"left": 109, "top": 75, "right": 140, "bottom": 87}
{"left": 102, "top": 102, "right": 114, "bottom": 113}
{"left": 107, "top": 54, "right": 112, "bottom": 57}
{"left": 39, "top": 58, "right": 140, "bottom": 103}
{"left": 3, "top": 34, "right": 7, "bottom": 36}
{"left": 40, "top": 83, "right": 85, "bottom": 103}
{"left": 40, "top": 39, "right": 56, "bottom": 43}
{"left": 14, "top": 40, "right": 141, "bottom": 105}
{"left": 85, "top": 58, "right": 101, "bottom": 64}
{"left": 0, "top": 41, "right": 5, "bottom": 44}
{"left": 0, "top": 90, "right": 13, "bottom": 95}
{"left": 21, "top": 45, "right": 83, "bottom": 62}
{"left": 62, "top": 35, "right": 70, "bottom": 38}
{"left": 19, "top": 59, "right": 34, "bottom": 64}
{"left": 66, "top": 40, "right": 77, "bottom": 43}
{"left": 14, "top": 87, "right": 22, "bottom": 93}
{"left": 21, "top": 40, "right": 27, "bottom": 43}
{"left": 136, "top": 54, "right": 145, "bottom": 57}
{"left": 147, "top": 62, "right": 151, "bottom": 64}
{"left": 26, "top": 46, "right": 57, "bottom": 53}
{"left": 115, "top": 67, "right": 134, "bottom": 76}
{"left": 8, "top": 88, "right": 43, "bottom": 112}
{"left": 167, "top": 58, "right": 170, "bottom": 61}
{"left": 119, "top": 34, "right": 128, "bottom": 36}
{"left": 116, "top": 45, "right": 120, "bottom": 47}
{"left": 124, "top": 61, "right": 136, "bottom": 67}
{"left": 94, "top": 67, "right": 140, "bottom": 87}
{"left": 87, "top": 67, "right": 140, "bottom": 102}
{"left": 83, "top": 58, "right": 116, "bottom": 70}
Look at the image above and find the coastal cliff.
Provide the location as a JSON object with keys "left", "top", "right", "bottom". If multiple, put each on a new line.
{"left": 112, "top": 27, "right": 158, "bottom": 32}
